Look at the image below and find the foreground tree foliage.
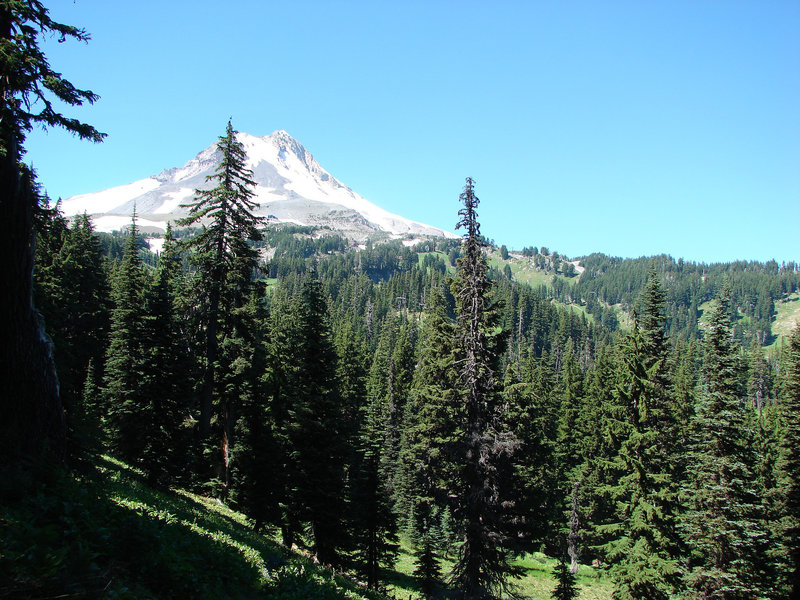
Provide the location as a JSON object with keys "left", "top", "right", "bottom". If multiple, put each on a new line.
{"left": 103, "top": 216, "right": 150, "bottom": 466}
{"left": 289, "top": 274, "right": 350, "bottom": 565}
{"left": 397, "top": 286, "right": 457, "bottom": 595}
{"left": 34, "top": 210, "right": 109, "bottom": 460}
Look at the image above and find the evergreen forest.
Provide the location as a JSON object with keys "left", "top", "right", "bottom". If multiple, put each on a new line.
{"left": 2, "top": 3, "right": 800, "bottom": 600}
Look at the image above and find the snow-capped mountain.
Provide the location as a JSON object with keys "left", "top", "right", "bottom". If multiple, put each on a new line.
{"left": 61, "top": 130, "right": 455, "bottom": 241}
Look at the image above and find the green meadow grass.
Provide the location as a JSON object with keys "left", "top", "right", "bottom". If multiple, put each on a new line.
{"left": 384, "top": 546, "right": 614, "bottom": 599}
{"left": 768, "top": 291, "right": 800, "bottom": 350}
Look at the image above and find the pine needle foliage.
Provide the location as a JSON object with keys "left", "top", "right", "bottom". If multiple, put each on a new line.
{"left": 681, "top": 282, "right": 770, "bottom": 598}
{"left": 1, "top": 0, "right": 104, "bottom": 467}
{"left": 551, "top": 555, "right": 580, "bottom": 600}
{"left": 449, "top": 178, "right": 520, "bottom": 600}
{"left": 397, "top": 286, "right": 458, "bottom": 594}
{"left": 0, "top": 0, "right": 105, "bottom": 156}
{"left": 177, "top": 119, "right": 265, "bottom": 438}
{"left": 777, "top": 325, "right": 800, "bottom": 597}
{"left": 601, "top": 270, "right": 681, "bottom": 599}
{"left": 103, "top": 215, "right": 149, "bottom": 465}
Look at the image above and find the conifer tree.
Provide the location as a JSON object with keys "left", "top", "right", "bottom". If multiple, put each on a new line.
{"left": 681, "top": 283, "right": 769, "bottom": 598}
{"left": 288, "top": 274, "right": 348, "bottom": 565}
{"left": 602, "top": 271, "right": 681, "bottom": 599}
{"left": 228, "top": 292, "right": 273, "bottom": 528}
{"left": 551, "top": 555, "right": 579, "bottom": 600}
{"left": 397, "top": 286, "right": 457, "bottom": 594}
{"left": 103, "top": 215, "right": 150, "bottom": 464}
{"left": 81, "top": 358, "right": 102, "bottom": 432}
{"left": 351, "top": 366, "right": 400, "bottom": 588}
{"left": 263, "top": 285, "right": 303, "bottom": 545}
{"left": 555, "top": 342, "right": 587, "bottom": 493}
{"left": 572, "top": 347, "right": 623, "bottom": 565}
{"left": 35, "top": 211, "right": 109, "bottom": 460}
{"left": 449, "top": 178, "right": 519, "bottom": 599}
{"left": 669, "top": 337, "right": 699, "bottom": 482}
{"left": 776, "top": 325, "right": 800, "bottom": 597}
{"left": 139, "top": 225, "right": 192, "bottom": 485}
{"left": 333, "top": 313, "right": 398, "bottom": 587}
{"left": 178, "top": 119, "right": 264, "bottom": 483}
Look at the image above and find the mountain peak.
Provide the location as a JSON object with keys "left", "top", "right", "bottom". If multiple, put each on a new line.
{"left": 61, "top": 130, "right": 456, "bottom": 241}
{"left": 269, "top": 129, "right": 294, "bottom": 140}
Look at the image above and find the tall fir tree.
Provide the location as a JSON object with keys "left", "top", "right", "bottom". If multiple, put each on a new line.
{"left": 139, "top": 224, "right": 193, "bottom": 485}
{"left": 776, "top": 325, "right": 800, "bottom": 597}
{"left": 351, "top": 364, "right": 400, "bottom": 589}
{"left": 574, "top": 347, "right": 624, "bottom": 566}
{"left": 333, "top": 315, "right": 398, "bottom": 588}
{"left": 681, "top": 283, "right": 769, "bottom": 598}
{"left": 103, "top": 215, "right": 150, "bottom": 465}
{"left": 177, "top": 119, "right": 264, "bottom": 485}
{"left": 551, "top": 554, "right": 579, "bottom": 600}
{"left": 34, "top": 211, "right": 109, "bottom": 461}
{"left": 263, "top": 285, "right": 303, "bottom": 545}
{"left": 397, "top": 286, "right": 458, "bottom": 595}
{"left": 448, "top": 178, "right": 519, "bottom": 599}
{"left": 287, "top": 274, "right": 349, "bottom": 565}
{"left": 227, "top": 291, "right": 273, "bottom": 528}
{"left": 601, "top": 269, "right": 682, "bottom": 599}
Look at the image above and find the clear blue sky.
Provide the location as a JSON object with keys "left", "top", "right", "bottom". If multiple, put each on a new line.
{"left": 25, "top": 1, "right": 799, "bottom": 263}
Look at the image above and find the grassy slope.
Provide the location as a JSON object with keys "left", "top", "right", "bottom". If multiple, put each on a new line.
{"left": 487, "top": 253, "right": 560, "bottom": 289}
{"left": 768, "top": 291, "right": 800, "bottom": 350}
{"left": 2, "top": 455, "right": 616, "bottom": 599}
{"left": 0, "top": 456, "right": 385, "bottom": 600}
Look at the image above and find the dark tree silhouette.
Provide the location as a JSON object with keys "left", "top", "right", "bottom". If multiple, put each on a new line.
{"left": 1, "top": 1, "right": 104, "bottom": 468}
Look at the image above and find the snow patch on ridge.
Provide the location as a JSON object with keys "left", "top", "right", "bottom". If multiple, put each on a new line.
{"left": 62, "top": 178, "right": 160, "bottom": 215}
{"left": 154, "top": 188, "right": 193, "bottom": 214}
{"left": 92, "top": 215, "right": 167, "bottom": 233}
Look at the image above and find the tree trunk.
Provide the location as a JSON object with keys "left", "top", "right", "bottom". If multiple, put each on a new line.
{"left": 568, "top": 480, "right": 581, "bottom": 575}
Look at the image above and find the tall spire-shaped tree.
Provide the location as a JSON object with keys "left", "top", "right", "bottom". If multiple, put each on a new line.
{"left": 681, "top": 282, "right": 769, "bottom": 598}
{"left": 397, "top": 286, "right": 457, "bottom": 596}
{"left": 449, "top": 177, "right": 519, "bottom": 599}
{"left": 280, "top": 274, "right": 348, "bottom": 565}
{"left": 178, "top": 120, "right": 264, "bottom": 485}
{"left": 35, "top": 211, "right": 109, "bottom": 460}
{"left": 777, "top": 325, "right": 800, "bottom": 596}
{"left": 103, "top": 214, "right": 149, "bottom": 464}
{"left": 601, "top": 267, "right": 681, "bottom": 599}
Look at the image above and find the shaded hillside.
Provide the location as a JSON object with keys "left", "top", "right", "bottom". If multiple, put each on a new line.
{"left": 0, "top": 456, "right": 389, "bottom": 600}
